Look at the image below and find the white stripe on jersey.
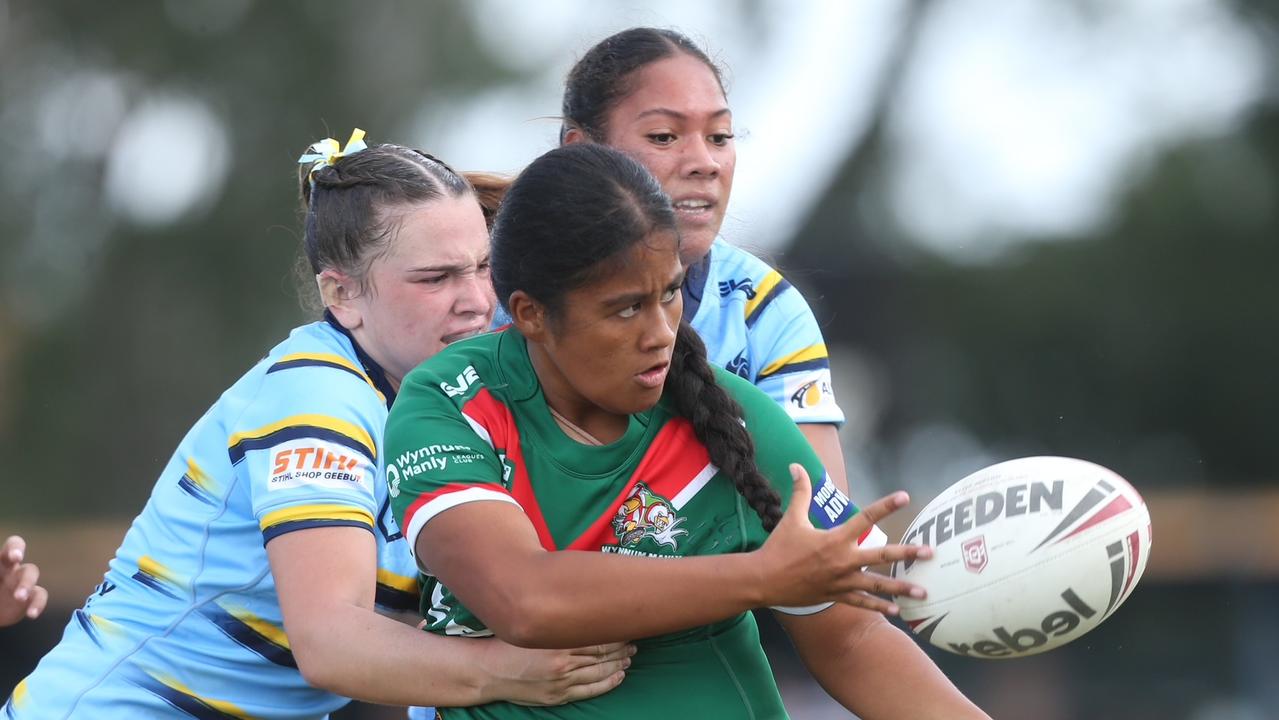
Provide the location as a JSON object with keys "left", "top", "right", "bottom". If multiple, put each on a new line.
{"left": 461, "top": 412, "right": 494, "bottom": 449}
{"left": 671, "top": 462, "right": 718, "bottom": 510}
{"left": 405, "top": 487, "right": 521, "bottom": 566}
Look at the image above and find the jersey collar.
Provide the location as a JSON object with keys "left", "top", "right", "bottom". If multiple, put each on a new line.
{"left": 323, "top": 310, "right": 397, "bottom": 409}
{"left": 680, "top": 244, "right": 713, "bottom": 323}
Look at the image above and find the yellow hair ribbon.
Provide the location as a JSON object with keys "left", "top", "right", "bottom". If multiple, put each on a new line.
{"left": 298, "top": 128, "right": 368, "bottom": 179}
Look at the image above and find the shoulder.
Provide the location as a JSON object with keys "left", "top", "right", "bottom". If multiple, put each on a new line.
{"left": 258, "top": 323, "right": 381, "bottom": 401}
{"left": 706, "top": 239, "right": 775, "bottom": 287}
{"left": 705, "top": 240, "right": 815, "bottom": 327}
{"left": 225, "top": 322, "right": 387, "bottom": 460}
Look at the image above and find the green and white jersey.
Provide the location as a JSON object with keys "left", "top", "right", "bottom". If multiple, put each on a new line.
{"left": 386, "top": 330, "right": 884, "bottom": 719}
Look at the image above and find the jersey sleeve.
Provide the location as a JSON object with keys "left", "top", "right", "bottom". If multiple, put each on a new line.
{"left": 231, "top": 358, "right": 385, "bottom": 545}
{"left": 744, "top": 270, "right": 846, "bottom": 426}
{"left": 717, "top": 368, "right": 885, "bottom": 615}
{"left": 384, "top": 378, "right": 518, "bottom": 571}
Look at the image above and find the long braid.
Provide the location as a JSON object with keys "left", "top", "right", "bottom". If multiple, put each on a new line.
{"left": 667, "top": 322, "right": 783, "bottom": 531}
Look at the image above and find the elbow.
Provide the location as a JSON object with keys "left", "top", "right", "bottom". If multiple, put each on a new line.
{"left": 493, "top": 614, "right": 556, "bottom": 649}
{"left": 480, "top": 586, "right": 565, "bottom": 648}
{"left": 295, "top": 657, "right": 335, "bottom": 692}
{"left": 290, "top": 634, "right": 345, "bottom": 692}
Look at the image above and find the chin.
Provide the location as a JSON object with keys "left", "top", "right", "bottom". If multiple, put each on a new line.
{"left": 678, "top": 233, "right": 717, "bottom": 265}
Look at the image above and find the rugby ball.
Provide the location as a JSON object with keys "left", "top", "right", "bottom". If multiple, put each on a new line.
{"left": 891, "top": 456, "right": 1151, "bottom": 659}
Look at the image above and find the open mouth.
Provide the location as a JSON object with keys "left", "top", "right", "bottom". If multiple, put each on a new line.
{"left": 673, "top": 197, "right": 716, "bottom": 221}
{"left": 635, "top": 361, "right": 670, "bottom": 389}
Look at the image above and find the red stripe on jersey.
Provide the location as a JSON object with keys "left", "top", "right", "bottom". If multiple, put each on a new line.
{"left": 462, "top": 388, "right": 558, "bottom": 551}
{"left": 402, "top": 481, "right": 512, "bottom": 535}
{"left": 566, "top": 418, "right": 712, "bottom": 551}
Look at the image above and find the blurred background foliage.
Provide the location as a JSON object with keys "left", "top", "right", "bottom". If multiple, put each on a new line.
{"left": 2, "top": 0, "right": 1278, "bottom": 718}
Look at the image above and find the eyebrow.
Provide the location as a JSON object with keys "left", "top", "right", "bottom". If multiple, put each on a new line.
{"left": 406, "top": 257, "right": 487, "bottom": 274}
{"left": 598, "top": 271, "right": 688, "bottom": 308}
{"left": 634, "top": 107, "right": 732, "bottom": 122}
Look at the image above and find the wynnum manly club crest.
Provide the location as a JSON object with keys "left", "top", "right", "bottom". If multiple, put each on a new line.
{"left": 612, "top": 483, "right": 688, "bottom": 550}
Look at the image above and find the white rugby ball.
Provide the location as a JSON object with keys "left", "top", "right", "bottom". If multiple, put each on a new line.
{"left": 891, "top": 456, "right": 1152, "bottom": 659}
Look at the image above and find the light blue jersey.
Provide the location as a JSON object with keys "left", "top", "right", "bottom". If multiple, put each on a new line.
{"left": 6, "top": 317, "right": 424, "bottom": 720}
{"left": 684, "top": 238, "right": 844, "bottom": 426}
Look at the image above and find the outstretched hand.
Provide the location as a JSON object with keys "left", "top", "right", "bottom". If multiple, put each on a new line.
{"left": 1, "top": 536, "right": 48, "bottom": 627}
{"left": 755, "top": 464, "right": 931, "bottom": 616}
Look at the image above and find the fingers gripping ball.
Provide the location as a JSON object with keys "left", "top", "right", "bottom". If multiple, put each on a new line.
{"left": 891, "top": 457, "right": 1152, "bottom": 659}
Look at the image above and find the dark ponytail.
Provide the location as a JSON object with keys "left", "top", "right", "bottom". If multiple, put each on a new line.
{"left": 668, "top": 323, "right": 783, "bottom": 531}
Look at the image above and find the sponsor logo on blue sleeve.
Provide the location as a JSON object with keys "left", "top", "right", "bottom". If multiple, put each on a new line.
{"left": 810, "top": 473, "right": 854, "bottom": 528}
{"left": 718, "top": 277, "right": 757, "bottom": 300}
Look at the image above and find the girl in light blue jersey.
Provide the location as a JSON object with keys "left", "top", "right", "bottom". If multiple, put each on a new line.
{"left": 558, "top": 29, "right": 850, "bottom": 487}
{"left": 5, "top": 131, "right": 633, "bottom": 719}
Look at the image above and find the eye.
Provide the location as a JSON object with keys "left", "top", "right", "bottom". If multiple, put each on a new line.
{"left": 709, "top": 133, "right": 735, "bottom": 147}
{"left": 661, "top": 287, "right": 679, "bottom": 303}
{"left": 476, "top": 260, "right": 491, "bottom": 277}
{"left": 647, "top": 132, "right": 676, "bottom": 146}
{"left": 416, "top": 274, "right": 447, "bottom": 285}
{"left": 618, "top": 303, "right": 641, "bottom": 318}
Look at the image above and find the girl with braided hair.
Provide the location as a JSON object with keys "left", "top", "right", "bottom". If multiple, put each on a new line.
{"left": 386, "top": 143, "right": 987, "bottom": 719}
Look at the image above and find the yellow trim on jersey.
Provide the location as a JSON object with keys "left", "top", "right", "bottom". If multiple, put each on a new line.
{"left": 275, "top": 353, "right": 383, "bottom": 402}
{"left": 217, "top": 602, "right": 292, "bottom": 649}
{"left": 758, "top": 343, "right": 829, "bottom": 378}
{"left": 259, "top": 504, "right": 375, "bottom": 532}
{"left": 150, "top": 671, "right": 257, "bottom": 719}
{"left": 743, "top": 270, "right": 784, "bottom": 319}
{"left": 90, "top": 613, "right": 126, "bottom": 638}
{"left": 186, "top": 457, "right": 216, "bottom": 492}
{"left": 377, "top": 568, "right": 421, "bottom": 594}
{"left": 10, "top": 678, "right": 28, "bottom": 707}
{"left": 228, "top": 414, "right": 376, "bottom": 461}
{"left": 276, "top": 352, "right": 368, "bottom": 379}
{"left": 138, "top": 556, "right": 181, "bottom": 586}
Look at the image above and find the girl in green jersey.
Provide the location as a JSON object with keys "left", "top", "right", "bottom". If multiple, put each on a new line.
{"left": 386, "top": 144, "right": 989, "bottom": 719}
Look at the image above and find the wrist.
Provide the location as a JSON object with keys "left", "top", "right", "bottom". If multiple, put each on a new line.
{"left": 727, "top": 550, "right": 770, "bottom": 608}
{"left": 469, "top": 637, "right": 506, "bottom": 705}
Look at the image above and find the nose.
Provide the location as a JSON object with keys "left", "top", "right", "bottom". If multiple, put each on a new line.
{"left": 682, "top": 136, "right": 720, "bottom": 178}
{"left": 640, "top": 302, "right": 678, "bottom": 352}
{"left": 453, "top": 272, "right": 495, "bottom": 318}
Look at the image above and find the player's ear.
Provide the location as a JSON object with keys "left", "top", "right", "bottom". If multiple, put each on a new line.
{"left": 561, "top": 125, "right": 589, "bottom": 146}
{"left": 508, "top": 290, "right": 548, "bottom": 342}
{"left": 318, "top": 270, "right": 363, "bottom": 330}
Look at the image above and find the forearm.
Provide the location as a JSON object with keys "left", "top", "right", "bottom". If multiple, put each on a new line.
{"left": 783, "top": 606, "right": 990, "bottom": 720}
{"left": 293, "top": 600, "right": 500, "bottom": 706}
{"left": 461, "top": 549, "right": 768, "bottom": 648}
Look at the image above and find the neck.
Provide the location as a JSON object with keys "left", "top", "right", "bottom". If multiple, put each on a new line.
{"left": 527, "top": 342, "right": 628, "bottom": 444}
